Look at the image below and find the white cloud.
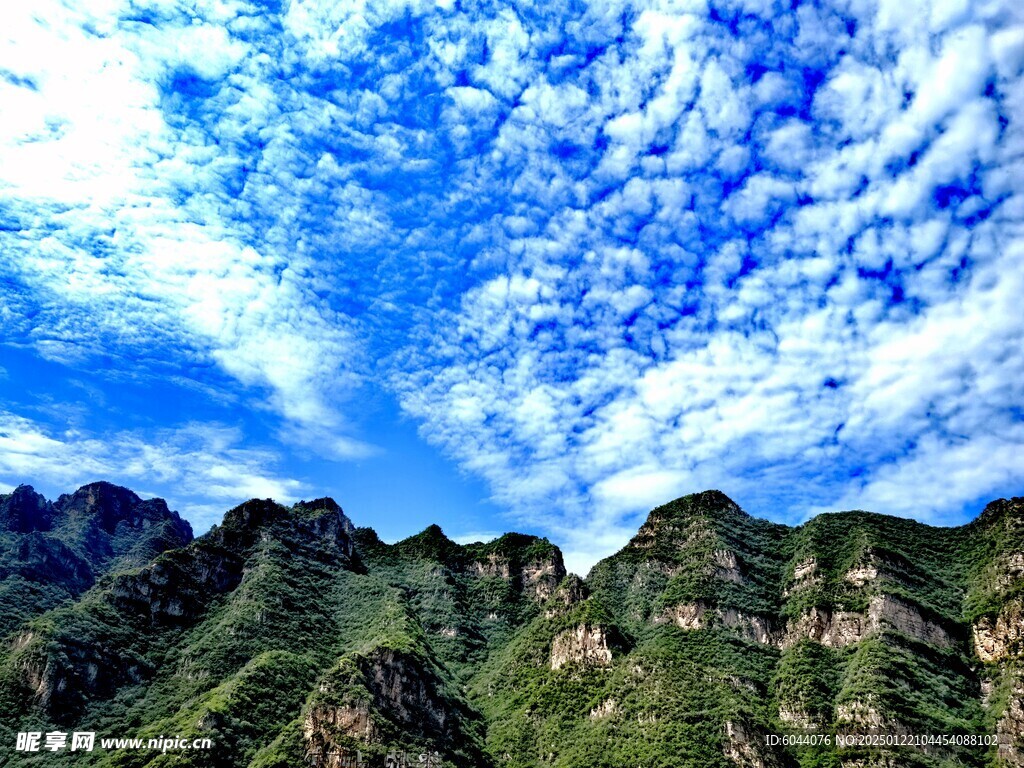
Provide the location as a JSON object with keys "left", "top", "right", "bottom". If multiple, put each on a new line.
{"left": 808, "top": 428, "right": 1024, "bottom": 525}
{"left": 0, "top": 409, "right": 307, "bottom": 532}
{"left": 1, "top": 0, "right": 1021, "bottom": 576}
{"left": 593, "top": 467, "right": 691, "bottom": 514}
{"left": 0, "top": 0, "right": 373, "bottom": 457}
{"left": 392, "top": 0, "right": 1024, "bottom": 573}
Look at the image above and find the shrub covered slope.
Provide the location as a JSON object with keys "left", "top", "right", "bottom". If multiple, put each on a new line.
{"left": 1, "top": 484, "right": 1022, "bottom": 768}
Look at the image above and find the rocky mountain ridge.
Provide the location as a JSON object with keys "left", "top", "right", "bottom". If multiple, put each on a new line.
{"left": 0, "top": 482, "right": 193, "bottom": 640}
{"left": 0, "top": 483, "right": 1021, "bottom": 768}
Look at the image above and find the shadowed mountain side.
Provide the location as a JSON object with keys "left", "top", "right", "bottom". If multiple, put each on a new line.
{"left": 0, "top": 483, "right": 193, "bottom": 640}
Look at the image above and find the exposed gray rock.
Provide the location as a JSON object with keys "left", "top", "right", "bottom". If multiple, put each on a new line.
{"left": 723, "top": 720, "right": 786, "bottom": 768}
{"left": 657, "top": 601, "right": 781, "bottom": 645}
{"left": 973, "top": 600, "right": 1024, "bottom": 662}
{"left": 784, "top": 595, "right": 952, "bottom": 648}
{"left": 550, "top": 624, "right": 614, "bottom": 670}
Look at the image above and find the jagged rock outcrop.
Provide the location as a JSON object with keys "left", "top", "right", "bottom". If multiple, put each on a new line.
{"left": 835, "top": 698, "right": 904, "bottom": 732}
{"left": 784, "top": 557, "right": 821, "bottom": 597}
{"left": 784, "top": 595, "right": 952, "bottom": 648}
{"left": 997, "top": 675, "right": 1024, "bottom": 765}
{"left": 589, "top": 698, "right": 618, "bottom": 719}
{"left": 470, "top": 553, "right": 513, "bottom": 578}
{"left": 656, "top": 601, "right": 781, "bottom": 645}
{"left": 550, "top": 623, "right": 614, "bottom": 670}
{"left": 107, "top": 543, "right": 244, "bottom": 624}
{"left": 845, "top": 564, "right": 879, "bottom": 587}
{"left": 714, "top": 549, "right": 745, "bottom": 583}
{"left": 362, "top": 648, "right": 451, "bottom": 735}
{"left": 302, "top": 645, "right": 486, "bottom": 767}
{"left": 306, "top": 699, "right": 376, "bottom": 740}
{"left": 723, "top": 720, "right": 787, "bottom": 768}
{"left": 0, "top": 482, "right": 193, "bottom": 640}
{"left": 1, "top": 482, "right": 193, "bottom": 567}
{"left": 522, "top": 555, "right": 564, "bottom": 601}
{"left": 777, "top": 704, "right": 821, "bottom": 730}
{"left": 466, "top": 535, "right": 566, "bottom": 604}
{"left": 974, "top": 600, "right": 1024, "bottom": 662}
{"left": 294, "top": 497, "right": 357, "bottom": 532}
{"left": 996, "top": 552, "right": 1024, "bottom": 590}
{"left": 0, "top": 485, "right": 53, "bottom": 533}
{"left": 544, "top": 573, "right": 588, "bottom": 618}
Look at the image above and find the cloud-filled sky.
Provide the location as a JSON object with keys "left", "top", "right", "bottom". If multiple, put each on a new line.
{"left": 1, "top": 0, "right": 1022, "bottom": 574}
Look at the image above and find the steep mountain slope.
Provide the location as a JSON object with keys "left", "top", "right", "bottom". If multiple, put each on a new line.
{"left": 470, "top": 491, "right": 1024, "bottom": 768}
{"left": 352, "top": 524, "right": 565, "bottom": 682}
{"left": 0, "top": 494, "right": 490, "bottom": 768}
{"left": 0, "top": 483, "right": 193, "bottom": 639}
{"left": 478, "top": 491, "right": 790, "bottom": 768}
{"left": 1, "top": 484, "right": 1023, "bottom": 768}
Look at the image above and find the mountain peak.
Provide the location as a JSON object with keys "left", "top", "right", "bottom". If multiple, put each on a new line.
{"left": 53, "top": 482, "right": 182, "bottom": 535}
{"left": 679, "top": 488, "right": 742, "bottom": 511}
{"left": 636, "top": 489, "right": 744, "bottom": 532}
{"left": 652, "top": 489, "right": 747, "bottom": 521}
{"left": 206, "top": 497, "right": 361, "bottom": 574}
{"left": 0, "top": 484, "right": 53, "bottom": 533}
{"left": 294, "top": 496, "right": 342, "bottom": 513}
{"left": 972, "top": 496, "right": 1024, "bottom": 531}
{"left": 0, "top": 482, "right": 193, "bottom": 639}
{"left": 222, "top": 497, "right": 296, "bottom": 528}
{"left": 58, "top": 481, "right": 141, "bottom": 507}
{"left": 391, "top": 523, "right": 463, "bottom": 563}
{"left": 45, "top": 482, "right": 192, "bottom": 547}
{"left": 293, "top": 497, "right": 355, "bottom": 532}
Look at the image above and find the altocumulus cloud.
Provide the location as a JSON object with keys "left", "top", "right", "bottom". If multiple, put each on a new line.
{"left": 0, "top": 0, "right": 1022, "bottom": 572}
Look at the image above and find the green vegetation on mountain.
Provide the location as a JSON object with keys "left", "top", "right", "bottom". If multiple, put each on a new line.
{"left": 0, "top": 483, "right": 192, "bottom": 643}
{"left": 1, "top": 484, "right": 1023, "bottom": 768}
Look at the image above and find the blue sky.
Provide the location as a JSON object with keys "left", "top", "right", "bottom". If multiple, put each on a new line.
{"left": 1, "top": 0, "right": 1022, "bottom": 574}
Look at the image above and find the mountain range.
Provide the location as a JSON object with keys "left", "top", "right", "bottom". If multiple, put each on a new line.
{"left": 1, "top": 482, "right": 1022, "bottom": 767}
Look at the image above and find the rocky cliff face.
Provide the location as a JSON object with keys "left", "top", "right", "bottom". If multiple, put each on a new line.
{"left": 996, "top": 674, "right": 1024, "bottom": 765}
{"left": 0, "top": 482, "right": 193, "bottom": 572}
{"left": 0, "top": 485, "right": 53, "bottom": 533}
{"left": 656, "top": 601, "right": 782, "bottom": 645}
{"left": 304, "top": 648, "right": 452, "bottom": 747}
{"left": 302, "top": 645, "right": 488, "bottom": 768}
{"left": 544, "top": 573, "right": 588, "bottom": 617}
{"left": 783, "top": 595, "right": 954, "bottom": 649}
{"left": 723, "top": 720, "right": 789, "bottom": 768}
{"left": 4, "top": 532, "right": 92, "bottom": 592}
{"left": 0, "top": 482, "right": 193, "bottom": 640}
{"left": 464, "top": 532, "right": 567, "bottom": 606}
{"left": 549, "top": 623, "right": 614, "bottom": 670}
